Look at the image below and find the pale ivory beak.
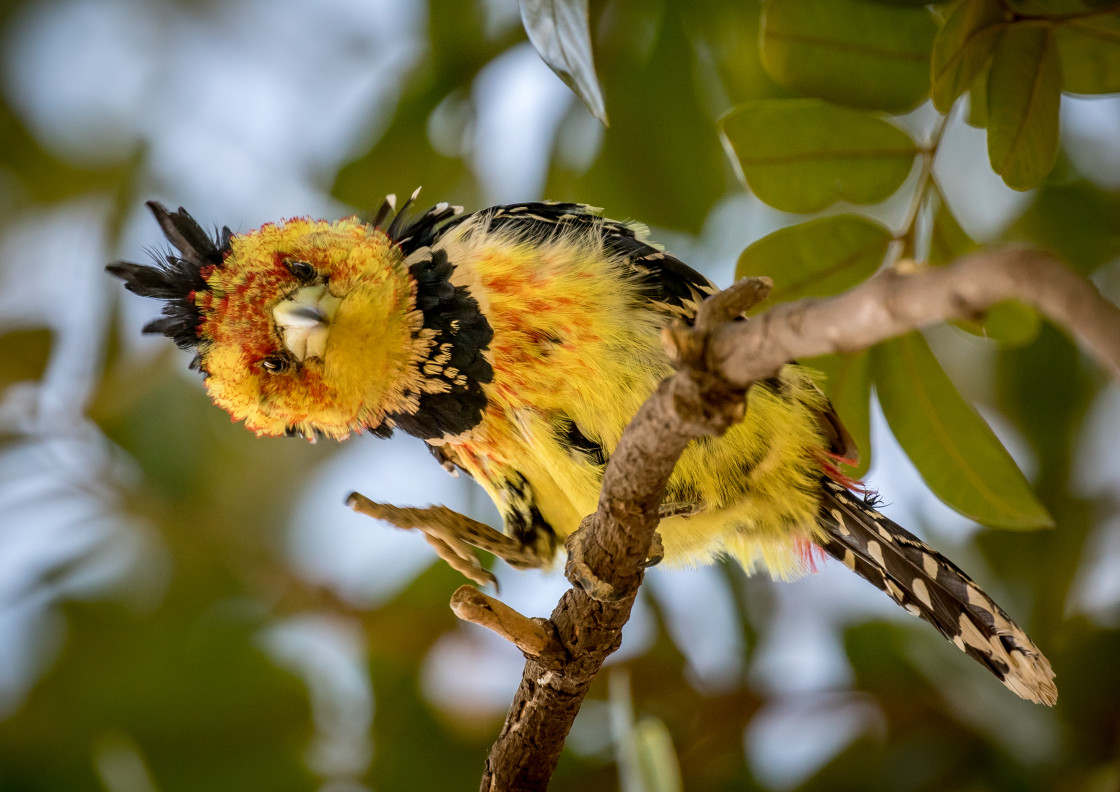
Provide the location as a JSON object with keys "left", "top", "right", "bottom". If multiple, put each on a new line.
{"left": 273, "top": 285, "right": 342, "bottom": 362}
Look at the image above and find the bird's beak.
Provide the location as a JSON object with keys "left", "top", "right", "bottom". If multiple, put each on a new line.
{"left": 273, "top": 284, "right": 342, "bottom": 362}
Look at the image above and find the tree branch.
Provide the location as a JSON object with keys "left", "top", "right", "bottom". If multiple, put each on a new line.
{"left": 359, "top": 249, "right": 1120, "bottom": 791}
{"left": 708, "top": 248, "right": 1120, "bottom": 385}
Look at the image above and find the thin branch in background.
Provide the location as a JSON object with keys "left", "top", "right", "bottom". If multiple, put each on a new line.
{"left": 709, "top": 247, "right": 1120, "bottom": 385}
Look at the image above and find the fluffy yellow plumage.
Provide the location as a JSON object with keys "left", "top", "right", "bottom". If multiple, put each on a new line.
{"left": 421, "top": 214, "right": 833, "bottom": 575}
{"left": 108, "top": 194, "right": 1057, "bottom": 705}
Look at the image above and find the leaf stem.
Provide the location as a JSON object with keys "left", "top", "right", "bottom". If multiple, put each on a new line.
{"left": 890, "top": 109, "right": 951, "bottom": 266}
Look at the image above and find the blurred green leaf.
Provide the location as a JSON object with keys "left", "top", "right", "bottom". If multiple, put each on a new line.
{"left": 873, "top": 332, "right": 1054, "bottom": 529}
{"left": 1005, "top": 178, "right": 1120, "bottom": 274}
{"left": 987, "top": 25, "right": 1062, "bottom": 190}
{"left": 368, "top": 577, "right": 498, "bottom": 792}
{"left": 928, "top": 193, "right": 978, "bottom": 266}
{"left": 953, "top": 299, "right": 1042, "bottom": 347}
{"left": 720, "top": 100, "right": 918, "bottom": 212}
{"left": 610, "top": 672, "right": 684, "bottom": 792}
{"left": 737, "top": 215, "right": 892, "bottom": 302}
{"left": 682, "top": 0, "right": 782, "bottom": 106}
{"left": 519, "top": 0, "right": 608, "bottom": 124}
{"left": 844, "top": 621, "right": 929, "bottom": 693}
{"left": 0, "top": 326, "right": 53, "bottom": 391}
{"left": 930, "top": 0, "right": 1005, "bottom": 112}
{"left": 546, "top": 0, "right": 726, "bottom": 232}
{"left": 760, "top": 0, "right": 938, "bottom": 112}
{"left": 332, "top": 0, "right": 518, "bottom": 209}
{"left": 967, "top": 60, "right": 990, "bottom": 127}
{"left": 0, "top": 596, "right": 314, "bottom": 792}
{"left": 0, "top": 101, "right": 132, "bottom": 204}
{"left": 974, "top": 300, "right": 1042, "bottom": 345}
{"left": 632, "top": 717, "right": 683, "bottom": 792}
{"left": 927, "top": 198, "right": 1040, "bottom": 344}
{"left": 1010, "top": 0, "right": 1120, "bottom": 14}
{"left": 1052, "top": 623, "right": 1120, "bottom": 757}
{"left": 333, "top": 88, "right": 479, "bottom": 210}
{"left": 803, "top": 350, "right": 873, "bottom": 477}
{"left": 1057, "top": 13, "right": 1120, "bottom": 94}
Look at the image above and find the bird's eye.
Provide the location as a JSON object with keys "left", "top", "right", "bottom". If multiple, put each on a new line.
{"left": 260, "top": 354, "right": 291, "bottom": 374}
{"left": 285, "top": 260, "right": 317, "bottom": 283}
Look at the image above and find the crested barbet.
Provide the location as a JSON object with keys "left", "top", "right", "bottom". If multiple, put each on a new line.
{"left": 108, "top": 191, "right": 1056, "bottom": 706}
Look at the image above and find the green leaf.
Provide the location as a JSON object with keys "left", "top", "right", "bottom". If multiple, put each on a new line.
{"left": 684, "top": 0, "right": 781, "bottom": 106}
{"left": 720, "top": 100, "right": 918, "bottom": 213}
{"left": 973, "top": 300, "right": 1042, "bottom": 345}
{"left": 926, "top": 197, "right": 1039, "bottom": 344}
{"left": 967, "top": 59, "right": 990, "bottom": 127}
{"left": 632, "top": 717, "right": 683, "bottom": 792}
{"left": 930, "top": 0, "right": 1005, "bottom": 112}
{"left": 0, "top": 99, "right": 138, "bottom": 205}
{"left": 519, "top": 0, "right": 608, "bottom": 124}
{"left": 1011, "top": 0, "right": 1119, "bottom": 14}
{"left": 737, "top": 215, "right": 892, "bottom": 302}
{"left": 1057, "top": 13, "right": 1120, "bottom": 94}
{"left": 873, "top": 332, "right": 1053, "bottom": 529}
{"left": 546, "top": 2, "right": 725, "bottom": 233}
{"left": 332, "top": 0, "right": 511, "bottom": 209}
{"left": 952, "top": 297, "right": 1042, "bottom": 347}
{"left": 987, "top": 25, "right": 1062, "bottom": 191}
{"left": 803, "top": 350, "right": 873, "bottom": 478}
{"left": 0, "top": 327, "right": 53, "bottom": 391}
{"left": 1005, "top": 178, "right": 1120, "bottom": 275}
{"left": 760, "top": 0, "right": 938, "bottom": 112}
{"left": 928, "top": 194, "right": 978, "bottom": 267}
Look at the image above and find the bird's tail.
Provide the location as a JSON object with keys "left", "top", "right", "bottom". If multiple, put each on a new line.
{"left": 816, "top": 477, "right": 1057, "bottom": 706}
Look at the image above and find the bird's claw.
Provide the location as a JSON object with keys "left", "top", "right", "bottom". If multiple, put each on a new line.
{"left": 564, "top": 524, "right": 662, "bottom": 600}
{"left": 564, "top": 527, "right": 622, "bottom": 602}
{"left": 421, "top": 531, "right": 499, "bottom": 591}
{"left": 641, "top": 531, "right": 664, "bottom": 568}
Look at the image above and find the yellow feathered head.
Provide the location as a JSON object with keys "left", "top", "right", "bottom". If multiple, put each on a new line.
{"left": 108, "top": 195, "right": 492, "bottom": 441}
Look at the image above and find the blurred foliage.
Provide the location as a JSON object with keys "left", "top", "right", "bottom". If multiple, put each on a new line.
{"left": 0, "top": 0, "right": 1119, "bottom": 791}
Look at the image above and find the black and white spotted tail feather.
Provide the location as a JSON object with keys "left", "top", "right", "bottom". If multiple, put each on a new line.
{"left": 817, "top": 478, "right": 1057, "bottom": 706}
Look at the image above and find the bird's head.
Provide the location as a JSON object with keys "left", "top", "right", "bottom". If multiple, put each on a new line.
{"left": 108, "top": 197, "right": 490, "bottom": 441}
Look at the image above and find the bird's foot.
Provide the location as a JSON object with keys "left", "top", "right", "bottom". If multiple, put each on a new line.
{"left": 565, "top": 521, "right": 663, "bottom": 600}
{"left": 346, "top": 492, "right": 545, "bottom": 590}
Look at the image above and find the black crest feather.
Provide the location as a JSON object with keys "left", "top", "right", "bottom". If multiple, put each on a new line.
{"left": 367, "top": 187, "right": 464, "bottom": 254}
{"left": 106, "top": 201, "right": 231, "bottom": 351}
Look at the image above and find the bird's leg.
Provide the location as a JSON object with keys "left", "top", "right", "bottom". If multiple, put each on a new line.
{"left": 346, "top": 493, "right": 546, "bottom": 589}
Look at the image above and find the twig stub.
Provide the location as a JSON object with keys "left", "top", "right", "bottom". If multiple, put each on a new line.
{"left": 450, "top": 585, "right": 553, "bottom": 659}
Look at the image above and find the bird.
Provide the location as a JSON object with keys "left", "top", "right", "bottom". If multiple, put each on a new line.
{"left": 107, "top": 191, "right": 1057, "bottom": 706}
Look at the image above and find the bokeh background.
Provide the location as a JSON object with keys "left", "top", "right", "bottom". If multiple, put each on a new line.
{"left": 1, "top": 0, "right": 1119, "bottom": 790}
